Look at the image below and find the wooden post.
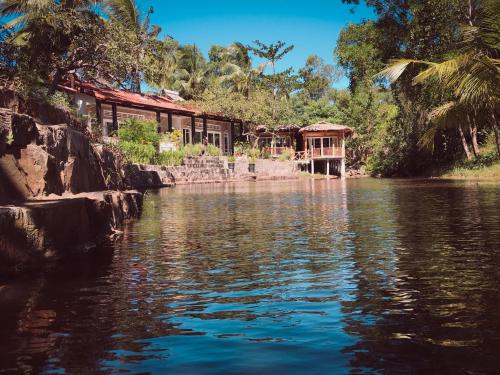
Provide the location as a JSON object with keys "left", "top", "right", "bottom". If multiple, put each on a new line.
{"left": 202, "top": 116, "right": 208, "bottom": 140}
{"left": 156, "top": 111, "right": 161, "bottom": 133}
{"left": 311, "top": 159, "right": 315, "bottom": 175}
{"left": 96, "top": 100, "right": 105, "bottom": 136}
{"left": 230, "top": 121, "right": 235, "bottom": 155}
{"left": 191, "top": 115, "right": 196, "bottom": 143}
{"left": 326, "top": 159, "right": 330, "bottom": 176}
{"left": 167, "top": 112, "right": 173, "bottom": 132}
{"left": 111, "top": 103, "right": 118, "bottom": 133}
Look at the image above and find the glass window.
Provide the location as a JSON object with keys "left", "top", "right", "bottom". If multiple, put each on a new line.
{"left": 214, "top": 133, "right": 220, "bottom": 148}
{"left": 314, "top": 138, "right": 322, "bottom": 148}
{"left": 224, "top": 135, "right": 229, "bottom": 153}
{"left": 208, "top": 133, "right": 214, "bottom": 144}
{"left": 182, "top": 129, "right": 191, "bottom": 145}
{"left": 194, "top": 131, "right": 202, "bottom": 143}
{"left": 323, "top": 138, "right": 330, "bottom": 148}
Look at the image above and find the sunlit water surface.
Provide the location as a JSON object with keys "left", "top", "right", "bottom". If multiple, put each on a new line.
{"left": 1, "top": 179, "right": 500, "bottom": 374}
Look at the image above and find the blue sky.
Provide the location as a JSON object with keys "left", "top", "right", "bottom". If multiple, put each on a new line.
{"left": 139, "top": 0, "right": 374, "bottom": 88}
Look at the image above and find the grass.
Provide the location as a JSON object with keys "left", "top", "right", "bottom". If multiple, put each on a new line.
{"left": 441, "top": 160, "right": 500, "bottom": 180}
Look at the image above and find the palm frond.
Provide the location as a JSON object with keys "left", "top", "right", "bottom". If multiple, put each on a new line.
{"left": 375, "top": 59, "right": 429, "bottom": 82}
{"left": 103, "top": 0, "right": 140, "bottom": 30}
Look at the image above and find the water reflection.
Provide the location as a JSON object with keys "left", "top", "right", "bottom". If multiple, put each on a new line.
{"left": 1, "top": 179, "right": 500, "bottom": 374}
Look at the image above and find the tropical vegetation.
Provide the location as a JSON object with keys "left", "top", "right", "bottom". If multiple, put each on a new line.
{"left": 0, "top": 0, "right": 498, "bottom": 174}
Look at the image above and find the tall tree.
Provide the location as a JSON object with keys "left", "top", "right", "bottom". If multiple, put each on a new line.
{"left": 104, "top": 0, "right": 161, "bottom": 92}
{"left": 299, "top": 55, "right": 339, "bottom": 100}
{"left": 377, "top": 0, "right": 500, "bottom": 157}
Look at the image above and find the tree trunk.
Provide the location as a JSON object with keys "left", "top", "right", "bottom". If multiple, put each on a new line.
{"left": 468, "top": 116, "right": 480, "bottom": 158}
{"left": 458, "top": 125, "right": 472, "bottom": 160}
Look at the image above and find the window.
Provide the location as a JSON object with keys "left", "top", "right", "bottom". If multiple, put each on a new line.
{"left": 314, "top": 138, "right": 322, "bottom": 148}
{"left": 224, "top": 134, "right": 229, "bottom": 154}
{"left": 214, "top": 133, "right": 220, "bottom": 148}
{"left": 208, "top": 133, "right": 214, "bottom": 144}
{"left": 323, "top": 138, "right": 331, "bottom": 148}
{"left": 194, "top": 131, "right": 202, "bottom": 143}
{"left": 182, "top": 129, "right": 191, "bottom": 145}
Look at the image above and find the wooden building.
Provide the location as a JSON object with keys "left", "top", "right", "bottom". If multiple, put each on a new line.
{"left": 60, "top": 80, "right": 243, "bottom": 155}
{"left": 297, "top": 122, "right": 353, "bottom": 177}
{"left": 256, "top": 125, "right": 300, "bottom": 157}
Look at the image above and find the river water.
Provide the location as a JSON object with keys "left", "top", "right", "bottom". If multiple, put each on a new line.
{"left": 1, "top": 179, "right": 500, "bottom": 374}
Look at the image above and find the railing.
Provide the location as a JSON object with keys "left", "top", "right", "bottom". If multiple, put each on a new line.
{"left": 262, "top": 146, "right": 294, "bottom": 156}
{"left": 294, "top": 148, "right": 344, "bottom": 160}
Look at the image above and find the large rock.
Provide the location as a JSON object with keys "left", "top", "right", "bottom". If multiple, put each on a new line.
{"left": 0, "top": 191, "right": 142, "bottom": 276}
{"left": 0, "top": 111, "right": 127, "bottom": 203}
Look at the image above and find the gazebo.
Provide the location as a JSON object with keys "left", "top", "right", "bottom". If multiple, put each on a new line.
{"left": 298, "top": 121, "right": 353, "bottom": 177}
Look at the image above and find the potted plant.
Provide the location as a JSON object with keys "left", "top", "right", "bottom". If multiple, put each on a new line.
{"left": 228, "top": 155, "right": 236, "bottom": 172}
{"left": 248, "top": 149, "right": 259, "bottom": 173}
{"left": 248, "top": 156, "right": 256, "bottom": 173}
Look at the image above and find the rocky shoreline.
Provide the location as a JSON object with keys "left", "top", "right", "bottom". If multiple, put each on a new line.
{"left": 0, "top": 104, "right": 144, "bottom": 277}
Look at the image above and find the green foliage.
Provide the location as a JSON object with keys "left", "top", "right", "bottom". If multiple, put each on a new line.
{"left": 206, "top": 144, "right": 221, "bottom": 156}
{"left": 234, "top": 141, "right": 250, "bottom": 157}
{"left": 117, "top": 119, "right": 160, "bottom": 164}
{"left": 160, "top": 129, "right": 182, "bottom": 146}
{"left": 156, "top": 149, "right": 184, "bottom": 166}
{"left": 118, "top": 141, "right": 157, "bottom": 164}
{"left": 227, "top": 155, "right": 236, "bottom": 163}
{"left": 299, "top": 55, "right": 339, "bottom": 100}
{"left": 46, "top": 91, "right": 72, "bottom": 110}
{"left": 5, "top": 130, "right": 14, "bottom": 146}
{"left": 183, "top": 143, "right": 205, "bottom": 157}
{"left": 118, "top": 118, "right": 160, "bottom": 146}
{"left": 278, "top": 148, "right": 294, "bottom": 161}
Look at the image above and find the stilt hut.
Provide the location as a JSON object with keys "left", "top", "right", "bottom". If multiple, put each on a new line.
{"left": 297, "top": 122, "right": 353, "bottom": 177}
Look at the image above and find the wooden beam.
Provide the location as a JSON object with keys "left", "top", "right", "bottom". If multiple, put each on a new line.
{"left": 230, "top": 121, "right": 235, "bottom": 155}
{"left": 167, "top": 112, "right": 173, "bottom": 132}
{"left": 202, "top": 116, "right": 208, "bottom": 141}
{"left": 156, "top": 110, "right": 161, "bottom": 133}
{"left": 191, "top": 115, "right": 196, "bottom": 144}
{"left": 112, "top": 103, "right": 118, "bottom": 133}
{"left": 96, "top": 100, "right": 105, "bottom": 136}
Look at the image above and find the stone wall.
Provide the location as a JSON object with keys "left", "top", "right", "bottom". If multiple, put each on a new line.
{"left": 126, "top": 156, "right": 299, "bottom": 187}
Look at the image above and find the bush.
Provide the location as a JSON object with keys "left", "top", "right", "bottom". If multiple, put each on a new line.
{"left": 234, "top": 141, "right": 250, "bottom": 156}
{"left": 46, "top": 91, "right": 73, "bottom": 110}
{"left": 278, "top": 148, "right": 294, "bottom": 161}
{"left": 183, "top": 143, "right": 205, "bottom": 157}
{"left": 206, "top": 144, "right": 221, "bottom": 156}
{"left": 118, "top": 119, "right": 160, "bottom": 148}
{"left": 118, "top": 119, "right": 160, "bottom": 164}
{"left": 156, "top": 149, "right": 184, "bottom": 166}
{"left": 118, "top": 141, "right": 157, "bottom": 164}
{"left": 160, "top": 129, "right": 182, "bottom": 147}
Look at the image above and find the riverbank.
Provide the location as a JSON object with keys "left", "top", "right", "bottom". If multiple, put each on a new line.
{"left": 438, "top": 160, "right": 500, "bottom": 180}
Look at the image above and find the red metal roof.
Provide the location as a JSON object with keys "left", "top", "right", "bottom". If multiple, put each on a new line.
{"left": 60, "top": 81, "right": 196, "bottom": 114}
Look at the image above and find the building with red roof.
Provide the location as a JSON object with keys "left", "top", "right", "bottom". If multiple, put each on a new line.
{"left": 60, "top": 79, "right": 243, "bottom": 155}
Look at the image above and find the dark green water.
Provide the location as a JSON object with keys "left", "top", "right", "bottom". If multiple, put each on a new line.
{"left": 1, "top": 179, "right": 500, "bottom": 374}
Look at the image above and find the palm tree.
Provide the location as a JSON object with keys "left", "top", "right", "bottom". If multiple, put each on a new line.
{"left": 377, "top": 0, "right": 500, "bottom": 157}
{"left": 103, "top": 0, "right": 161, "bottom": 92}
{"left": 0, "top": 0, "right": 99, "bottom": 44}
{"left": 174, "top": 44, "right": 207, "bottom": 100}
{"left": 246, "top": 40, "right": 294, "bottom": 76}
